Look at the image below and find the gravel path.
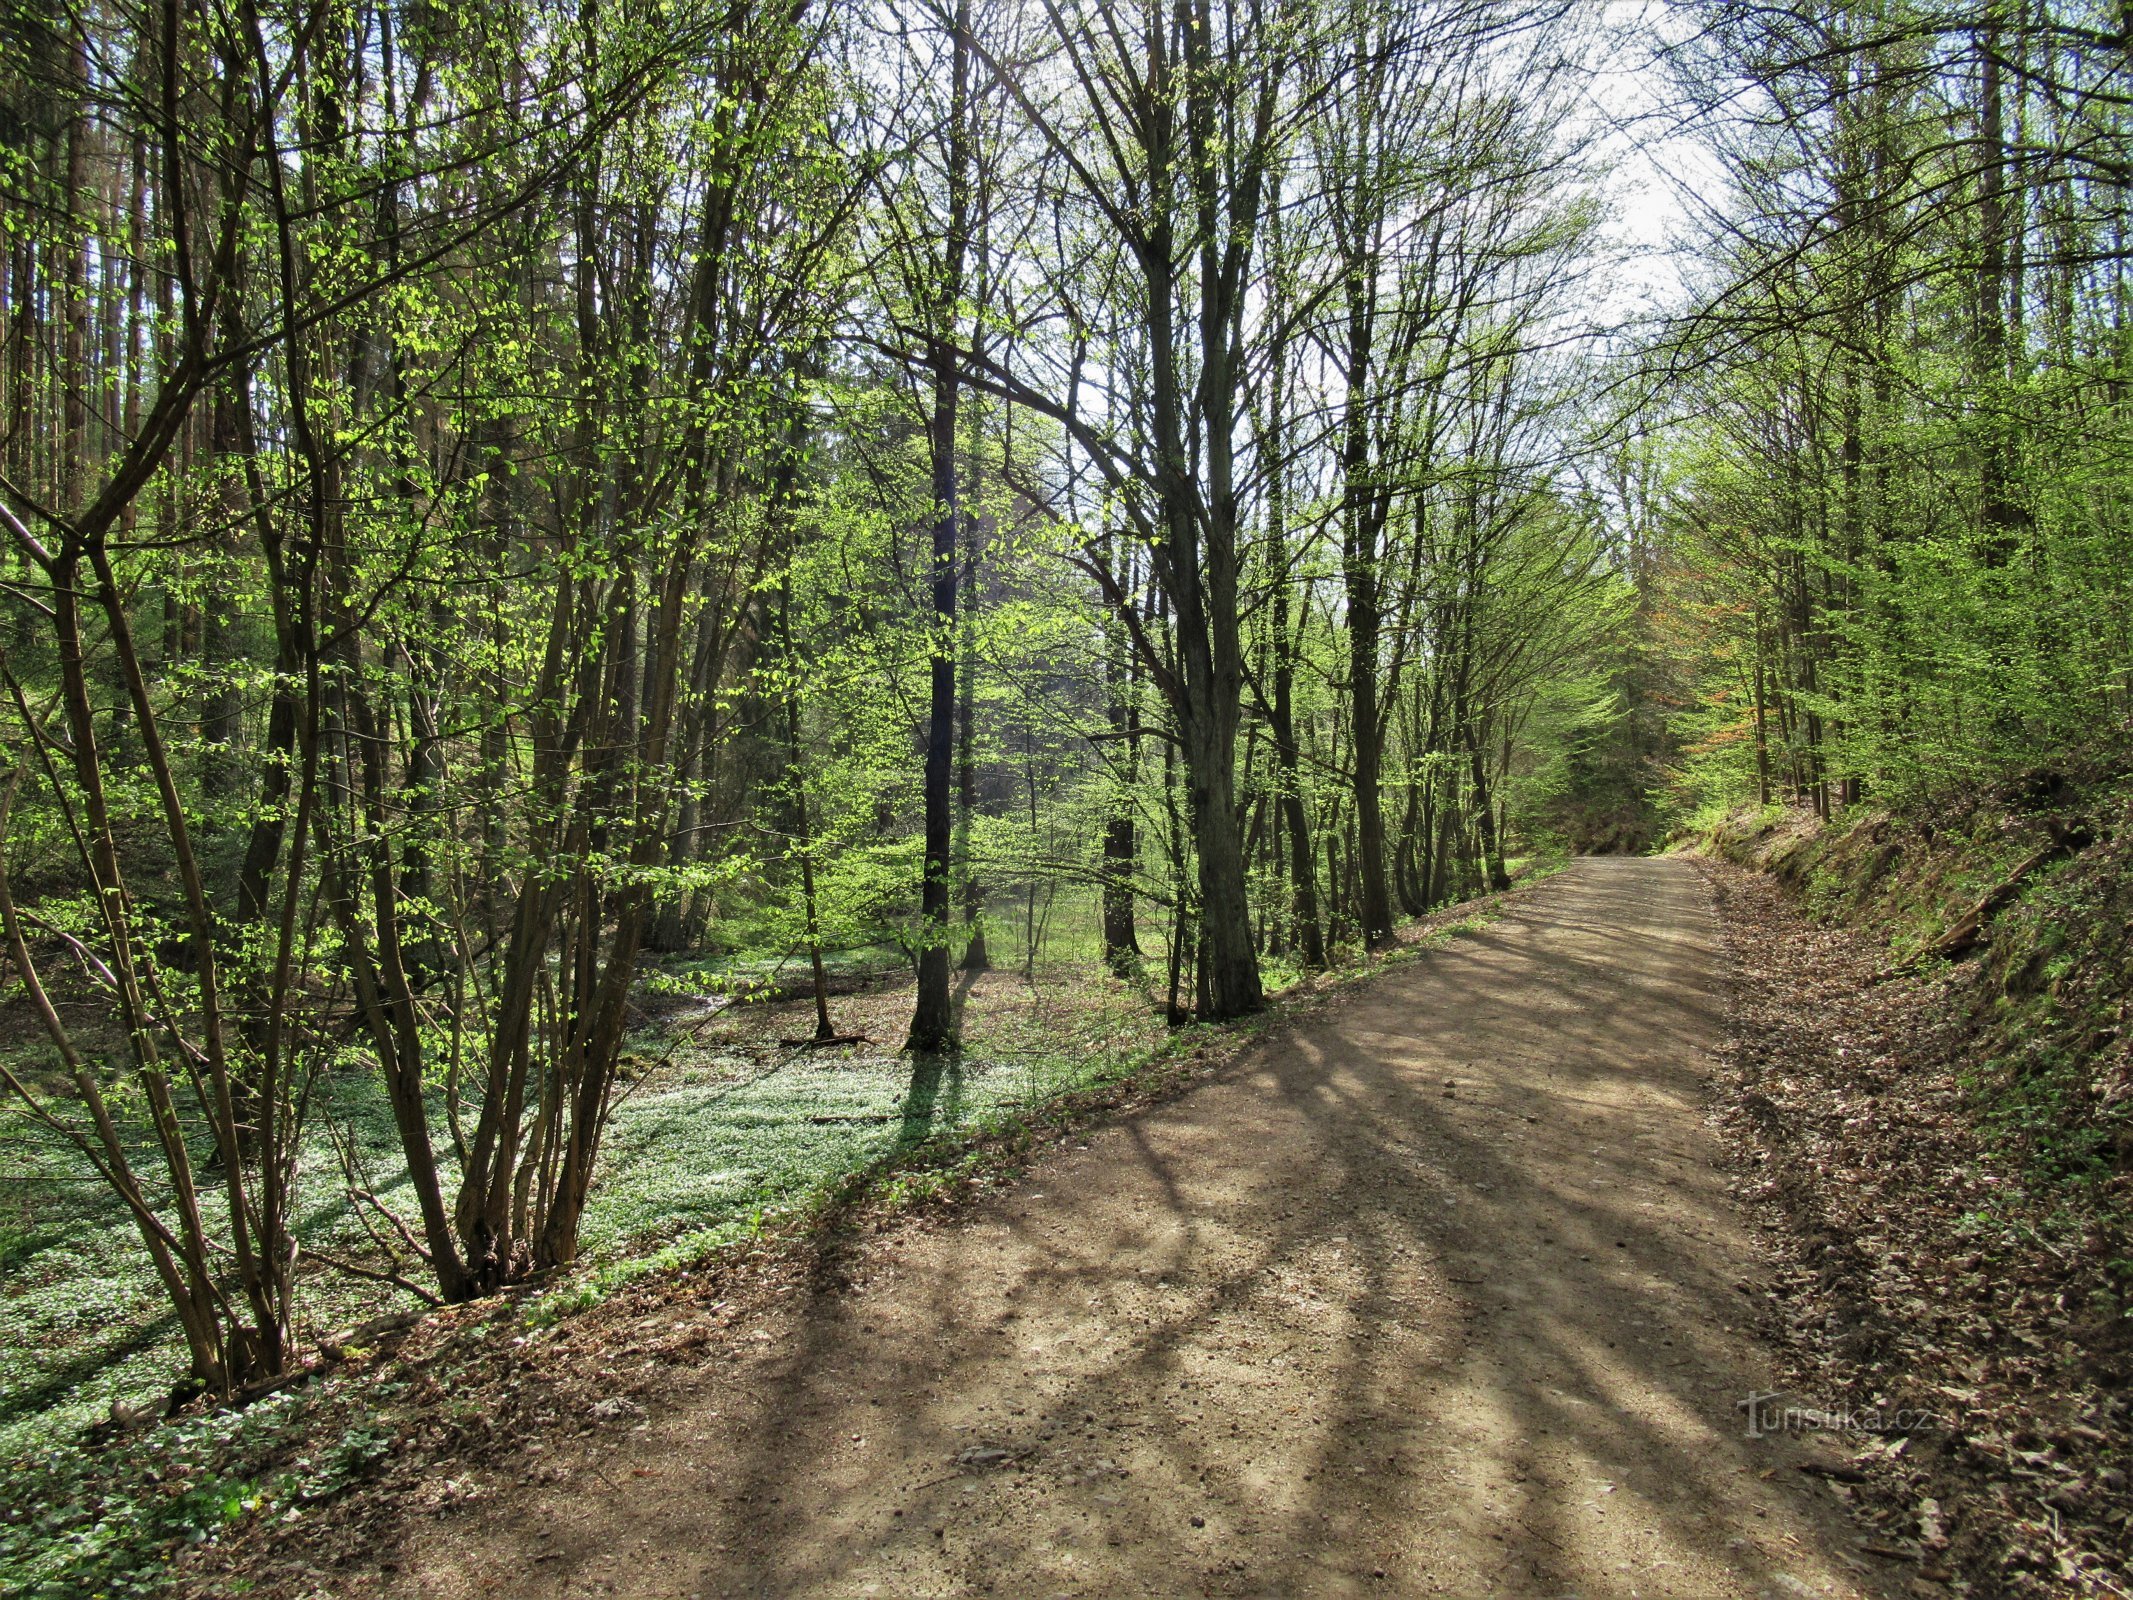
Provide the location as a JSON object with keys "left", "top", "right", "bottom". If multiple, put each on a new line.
{"left": 367, "top": 857, "right": 1889, "bottom": 1600}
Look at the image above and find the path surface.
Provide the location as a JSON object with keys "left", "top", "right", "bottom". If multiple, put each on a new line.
{"left": 374, "top": 858, "right": 1888, "bottom": 1599}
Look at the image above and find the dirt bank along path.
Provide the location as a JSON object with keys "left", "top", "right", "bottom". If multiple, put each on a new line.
{"left": 368, "top": 858, "right": 1893, "bottom": 1600}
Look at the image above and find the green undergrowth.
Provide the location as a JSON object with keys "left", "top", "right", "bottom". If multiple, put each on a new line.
{"left": 0, "top": 1390, "right": 393, "bottom": 1600}
{"left": 1700, "top": 755, "right": 2133, "bottom": 1194}
{"left": 0, "top": 884, "right": 1529, "bottom": 1600}
{"left": 0, "top": 1079, "right": 429, "bottom": 1466}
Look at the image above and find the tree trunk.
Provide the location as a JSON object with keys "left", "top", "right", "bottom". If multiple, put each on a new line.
{"left": 907, "top": 0, "right": 972, "bottom": 1053}
{"left": 1099, "top": 547, "right": 1142, "bottom": 974}
{"left": 957, "top": 435, "right": 990, "bottom": 972}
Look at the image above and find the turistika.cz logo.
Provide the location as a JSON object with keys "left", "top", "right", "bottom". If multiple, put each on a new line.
{"left": 1738, "top": 1390, "right": 1948, "bottom": 1439}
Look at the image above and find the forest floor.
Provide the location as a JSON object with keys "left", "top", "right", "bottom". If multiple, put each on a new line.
{"left": 1694, "top": 848, "right": 2130, "bottom": 1597}
{"left": 191, "top": 856, "right": 1921, "bottom": 1600}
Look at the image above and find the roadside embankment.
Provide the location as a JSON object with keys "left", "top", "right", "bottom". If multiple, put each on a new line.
{"left": 1692, "top": 768, "right": 2133, "bottom": 1594}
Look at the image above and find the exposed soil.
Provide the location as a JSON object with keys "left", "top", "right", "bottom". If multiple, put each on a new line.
{"left": 252, "top": 858, "right": 1908, "bottom": 1600}
{"left": 1697, "top": 854, "right": 2132, "bottom": 1596}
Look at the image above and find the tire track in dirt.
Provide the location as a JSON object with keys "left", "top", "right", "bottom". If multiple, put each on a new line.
{"left": 357, "top": 857, "right": 1892, "bottom": 1600}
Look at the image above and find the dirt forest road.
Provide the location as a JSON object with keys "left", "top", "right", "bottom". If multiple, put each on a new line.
{"left": 369, "top": 858, "right": 1892, "bottom": 1600}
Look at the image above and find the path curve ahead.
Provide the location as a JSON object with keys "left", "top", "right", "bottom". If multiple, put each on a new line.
{"left": 380, "top": 858, "right": 1884, "bottom": 1600}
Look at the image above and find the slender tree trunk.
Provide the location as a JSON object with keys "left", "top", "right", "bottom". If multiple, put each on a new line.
{"left": 782, "top": 581, "right": 836, "bottom": 1042}
{"left": 957, "top": 437, "right": 990, "bottom": 972}
{"left": 1099, "top": 539, "right": 1142, "bottom": 974}
{"left": 908, "top": 0, "right": 972, "bottom": 1053}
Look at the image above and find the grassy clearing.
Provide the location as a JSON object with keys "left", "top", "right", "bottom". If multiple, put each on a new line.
{"left": 567, "top": 953, "right": 1172, "bottom": 1275}
{"left": 0, "top": 911, "right": 1169, "bottom": 1448}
